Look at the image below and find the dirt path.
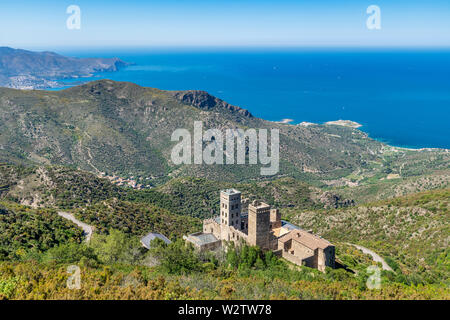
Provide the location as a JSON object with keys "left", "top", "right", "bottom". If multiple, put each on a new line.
{"left": 348, "top": 243, "right": 393, "bottom": 271}
{"left": 58, "top": 211, "right": 93, "bottom": 242}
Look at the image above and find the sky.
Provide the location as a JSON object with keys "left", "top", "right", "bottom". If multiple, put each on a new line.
{"left": 0, "top": 0, "right": 449, "bottom": 49}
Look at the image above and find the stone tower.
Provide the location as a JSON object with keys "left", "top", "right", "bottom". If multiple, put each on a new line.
{"left": 220, "top": 189, "right": 242, "bottom": 230}
{"left": 247, "top": 200, "right": 271, "bottom": 249}
{"left": 270, "top": 208, "right": 281, "bottom": 229}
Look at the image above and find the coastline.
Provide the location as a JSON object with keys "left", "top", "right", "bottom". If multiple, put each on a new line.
{"left": 8, "top": 70, "right": 449, "bottom": 151}
{"left": 5, "top": 48, "right": 448, "bottom": 150}
{"left": 275, "top": 117, "right": 449, "bottom": 151}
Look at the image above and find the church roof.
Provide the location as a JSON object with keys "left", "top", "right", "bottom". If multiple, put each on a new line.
{"left": 140, "top": 232, "right": 171, "bottom": 249}
{"left": 278, "top": 229, "right": 333, "bottom": 250}
{"left": 186, "top": 232, "right": 219, "bottom": 246}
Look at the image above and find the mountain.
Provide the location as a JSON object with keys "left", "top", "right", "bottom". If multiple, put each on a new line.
{"left": 0, "top": 60, "right": 448, "bottom": 300}
{"left": 284, "top": 188, "right": 450, "bottom": 285}
{"left": 0, "top": 162, "right": 356, "bottom": 218}
{"left": 0, "top": 47, "right": 129, "bottom": 89}
{"left": 0, "top": 85, "right": 448, "bottom": 297}
{"left": 0, "top": 79, "right": 448, "bottom": 192}
{"left": 1, "top": 161, "right": 448, "bottom": 298}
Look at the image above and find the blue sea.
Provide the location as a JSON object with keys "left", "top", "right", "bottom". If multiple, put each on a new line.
{"left": 56, "top": 48, "right": 450, "bottom": 149}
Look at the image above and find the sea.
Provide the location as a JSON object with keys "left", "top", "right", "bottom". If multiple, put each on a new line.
{"left": 55, "top": 48, "right": 450, "bottom": 149}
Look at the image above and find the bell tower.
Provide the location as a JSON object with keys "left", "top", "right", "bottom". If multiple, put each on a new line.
{"left": 220, "top": 189, "right": 242, "bottom": 230}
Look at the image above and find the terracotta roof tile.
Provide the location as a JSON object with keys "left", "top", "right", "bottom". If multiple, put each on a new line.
{"left": 278, "top": 230, "right": 333, "bottom": 250}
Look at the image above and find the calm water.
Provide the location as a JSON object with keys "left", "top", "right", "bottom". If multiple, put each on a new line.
{"left": 56, "top": 48, "right": 450, "bottom": 149}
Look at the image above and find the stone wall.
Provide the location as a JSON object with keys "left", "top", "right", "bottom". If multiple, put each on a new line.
{"left": 200, "top": 240, "right": 221, "bottom": 252}
{"left": 270, "top": 209, "right": 281, "bottom": 229}
{"left": 312, "top": 247, "right": 335, "bottom": 272}
{"left": 203, "top": 218, "right": 248, "bottom": 247}
{"left": 227, "top": 225, "right": 248, "bottom": 245}
{"left": 203, "top": 219, "right": 221, "bottom": 240}
{"left": 281, "top": 250, "right": 304, "bottom": 266}
{"left": 292, "top": 240, "right": 315, "bottom": 261}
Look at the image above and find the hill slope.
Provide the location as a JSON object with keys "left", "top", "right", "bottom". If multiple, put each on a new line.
{"left": 285, "top": 188, "right": 450, "bottom": 285}
{"left": 0, "top": 47, "right": 129, "bottom": 89}
{"left": 1, "top": 80, "right": 448, "bottom": 189}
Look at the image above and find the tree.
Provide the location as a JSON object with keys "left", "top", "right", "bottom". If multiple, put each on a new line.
{"left": 42, "top": 242, "right": 97, "bottom": 264}
{"left": 150, "top": 239, "right": 201, "bottom": 274}
{"left": 90, "top": 229, "right": 141, "bottom": 265}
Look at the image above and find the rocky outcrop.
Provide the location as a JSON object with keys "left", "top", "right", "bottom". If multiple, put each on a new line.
{"left": 171, "top": 90, "right": 253, "bottom": 118}
{"left": 318, "top": 191, "right": 355, "bottom": 209}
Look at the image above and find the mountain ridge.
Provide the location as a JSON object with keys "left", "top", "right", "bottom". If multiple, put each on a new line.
{"left": 0, "top": 79, "right": 448, "bottom": 188}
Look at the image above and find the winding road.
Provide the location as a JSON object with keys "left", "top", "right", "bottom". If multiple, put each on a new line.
{"left": 56, "top": 211, "right": 393, "bottom": 272}
{"left": 58, "top": 211, "right": 93, "bottom": 242}
{"left": 348, "top": 243, "right": 393, "bottom": 271}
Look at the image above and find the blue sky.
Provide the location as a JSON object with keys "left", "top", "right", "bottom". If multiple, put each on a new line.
{"left": 0, "top": 0, "right": 449, "bottom": 49}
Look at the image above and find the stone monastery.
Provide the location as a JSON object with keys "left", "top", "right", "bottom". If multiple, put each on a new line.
{"left": 184, "top": 189, "right": 335, "bottom": 272}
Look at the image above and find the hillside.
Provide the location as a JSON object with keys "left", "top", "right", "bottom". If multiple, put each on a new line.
{"left": 0, "top": 80, "right": 448, "bottom": 191}
{"left": 0, "top": 47, "right": 129, "bottom": 89}
{"left": 0, "top": 202, "right": 83, "bottom": 260}
{"left": 0, "top": 164, "right": 349, "bottom": 218}
{"left": 0, "top": 79, "right": 448, "bottom": 300}
{"left": 0, "top": 161, "right": 448, "bottom": 299}
{"left": 1, "top": 161, "right": 447, "bottom": 284}
{"left": 150, "top": 176, "right": 349, "bottom": 218}
{"left": 0, "top": 164, "right": 126, "bottom": 209}
{"left": 284, "top": 188, "right": 450, "bottom": 285}
{"left": 1, "top": 190, "right": 448, "bottom": 300}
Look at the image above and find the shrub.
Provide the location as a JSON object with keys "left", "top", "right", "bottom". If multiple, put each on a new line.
{"left": 149, "top": 239, "right": 201, "bottom": 274}
{"left": 90, "top": 229, "right": 143, "bottom": 265}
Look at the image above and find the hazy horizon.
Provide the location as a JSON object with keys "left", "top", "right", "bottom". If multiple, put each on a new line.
{"left": 1, "top": 0, "right": 449, "bottom": 48}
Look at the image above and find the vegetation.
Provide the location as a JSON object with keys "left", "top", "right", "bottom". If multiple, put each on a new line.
{"left": 0, "top": 79, "right": 448, "bottom": 301}
{"left": 0, "top": 236, "right": 448, "bottom": 300}
{"left": 1, "top": 165, "right": 329, "bottom": 219}
{"left": 0, "top": 202, "right": 83, "bottom": 260}
{"left": 0, "top": 159, "right": 448, "bottom": 300}
{"left": 129, "top": 177, "right": 323, "bottom": 219}
{"left": 72, "top": 200, "right": 201, "bottom": 238}
{"left": 285, "top": 188, "right": 450, "bottom": 287}
{"left": 1, "top": 80, "right": 448, "bottom": 185}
